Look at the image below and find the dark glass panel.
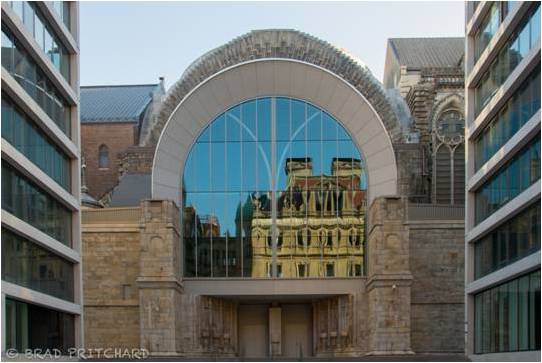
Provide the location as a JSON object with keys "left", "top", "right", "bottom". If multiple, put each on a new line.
{"left": 2, "top": 228, "right": 74, "bottom": 301}
{"left": 474, "top": 270, "right": 541, "bottom": 354}
{"left": 475, "top": 4, "right": 540, "bottom": 116}
{"left": 475, "top": 136, "right": 540, "bottom": 224}
{"left": 4, "top": 298, "right": 75, "bottom": 354}
{"left": 2, "top": 97, "right": 72, "bottom": 190}
{"left": 1, "top": 162, "right": 72, "bottom": 246}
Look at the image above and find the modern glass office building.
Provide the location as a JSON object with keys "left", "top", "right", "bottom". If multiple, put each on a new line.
{"left": 1, "top": 1, "right": 81, "bottom": 354}
{"left": 465, "top": 2, "right": 540, "bottom": 361}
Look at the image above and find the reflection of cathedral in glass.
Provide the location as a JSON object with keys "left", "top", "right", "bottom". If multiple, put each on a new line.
{"left": 183, "top": 97, "right": 367, "bottom": 278}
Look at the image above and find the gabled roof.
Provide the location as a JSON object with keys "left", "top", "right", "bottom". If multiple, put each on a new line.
{"left": 388, "top": 37, "right": 464, "bottom": 69}
{"left": 108, "top": 173, "right": 151, "bottom": 207}
{"left": 80, "top": 84, "right": 159, "bottom": 123}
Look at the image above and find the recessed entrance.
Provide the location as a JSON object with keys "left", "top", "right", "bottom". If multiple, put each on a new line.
{"left": 238, "top": 303, "right": 313, "bottom": 359}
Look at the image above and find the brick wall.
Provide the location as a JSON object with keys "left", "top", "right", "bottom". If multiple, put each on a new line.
{"left": 81, "top": 123, "right": 137, "bottom": 199}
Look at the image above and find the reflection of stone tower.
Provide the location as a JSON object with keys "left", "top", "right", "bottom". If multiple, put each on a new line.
{"left": 251, "top": 157, "right": 366, "bottom": 278}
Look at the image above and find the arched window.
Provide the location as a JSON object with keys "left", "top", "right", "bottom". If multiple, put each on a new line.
{"left": 98, "top": 144, "right": 109, "bottom": 168}
{"left": 433, "top": 109, "right": 465, "bottom": 204}
{"left": 182, "top": 97, "right": 367, "bottom": 278}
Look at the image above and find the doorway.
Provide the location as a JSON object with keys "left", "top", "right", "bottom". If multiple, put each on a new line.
{"left": 238, "top": 304, "right": 268, "bottom": 358}
{"left": 238, "top": 303, "right": 313, "bottom": 359}
{"left": 282, "top": 304, "right": 313, "bottom": 359}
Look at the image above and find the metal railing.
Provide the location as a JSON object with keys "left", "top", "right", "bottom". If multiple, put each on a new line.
{"left": 406, "top": 203, "right": 464, "bottom": 221}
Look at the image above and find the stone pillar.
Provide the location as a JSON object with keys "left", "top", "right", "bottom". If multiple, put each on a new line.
{"left": 366, "top": 196, "right": 413, "bottom": 355}
{"left": 269, "top": 307, "right": 282, "bottom": 357}
{"left": 137, "top": 200, "right": 183, "bottom": 356}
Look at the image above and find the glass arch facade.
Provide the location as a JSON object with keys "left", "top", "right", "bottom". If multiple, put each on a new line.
{"left": 183, "top": 97, "right": 367, "bottom": 278}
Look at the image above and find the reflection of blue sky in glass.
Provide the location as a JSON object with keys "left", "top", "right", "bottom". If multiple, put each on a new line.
{"left": 184, "top": 97, "right": 367, "bottom": 236}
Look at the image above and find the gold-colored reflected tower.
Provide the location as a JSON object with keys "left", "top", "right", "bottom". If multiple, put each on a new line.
{"left": 250, "top": 157, "right": 366, "bottom": 277}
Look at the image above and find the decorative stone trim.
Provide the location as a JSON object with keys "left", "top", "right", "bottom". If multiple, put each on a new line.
{"left": 144, "top": 29, "right": 401, "bottom": 146}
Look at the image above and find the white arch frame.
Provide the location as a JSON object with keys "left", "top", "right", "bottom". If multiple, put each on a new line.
{"left": 152, "top": 59, "right": 398, "bottom": 207}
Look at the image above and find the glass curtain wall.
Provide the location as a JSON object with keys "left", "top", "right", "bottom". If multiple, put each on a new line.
{"left": 474, "top": 2, "right": 518, "bottom": 62}
{"left": 1, "top": 27, "right": 71, "bottom": 137}
{"left": 474, "top": 66, "right": 540, "bottom": 170}
{"left": 50, "top": 2, "right": 71, "bottom": 31}
{"left": 2, "top": 96, "right": 71, "bottom": 190}
{"left": 474, "top": 269, "right": 541, "bottom": 354}
{"left": 2, "top": 228, "right": 74, "bottom": 301}
{"left": 8, "top": 1, "right": 71, "bottom": 81}
{"left": 475, "top": 3, "right": 540, "bottom": 116}
{"left": 1, "top": 162, "right": 72, "bottom": 246}
{"left": 475, "top": 135, "right": 540, "bottom": 224}
{"left": 183, "top": 97, "right": 367, "bottom": 278}
{"left": 4, "top": 298, "right": 75, "bottom": 354}
{"left": 474, "top": 203, "right": 540, "bottom": 279}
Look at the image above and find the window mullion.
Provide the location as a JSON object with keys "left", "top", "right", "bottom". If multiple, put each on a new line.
{"left": 271, "top": 97, "right": 278, "bottom": 278}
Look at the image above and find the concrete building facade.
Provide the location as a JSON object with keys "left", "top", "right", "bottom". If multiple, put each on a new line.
{"left": 465, "top": 2, "right": 540, "bottom": 361}
{"left": 1, "top": 1, "right": 82, "bottom": 354}
{"left": 81, "top": 29, "right": 466, "bottom": 359}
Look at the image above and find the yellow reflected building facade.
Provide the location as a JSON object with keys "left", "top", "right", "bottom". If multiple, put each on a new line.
{"left": 251, "top": 157, "right": 365, "bottom": 278}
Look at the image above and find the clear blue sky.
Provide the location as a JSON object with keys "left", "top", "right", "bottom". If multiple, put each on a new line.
{"left": 80, "top": 1, "right": 465, "bottom": 88}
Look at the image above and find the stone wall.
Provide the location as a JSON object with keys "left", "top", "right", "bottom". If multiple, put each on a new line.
{"left": 85, "top": 307, "right": 140, "bottom": 349}
{"left": 81, "top": 198, "right": 464, "bottom": 357}
{"left": 408, "top": 222, "right": 465, "bottom": 353}
{"left": 82, "top": 211, "right": 141, "bottom": 350}
{"left": 366, "top": 197, "right": 413, "bottom": 355}
{"left": 118, "top": 146, "right": 155, "bottom": 175}
{"left": 81, "top": 123, "right": 137, "bottom": 199}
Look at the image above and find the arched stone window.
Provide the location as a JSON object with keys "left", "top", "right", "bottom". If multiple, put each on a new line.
{"left": 98, "top": 144, "right": 109, "bottom": 169}
{"left": 433, "top": 108, "right": 465, "bottom": 205}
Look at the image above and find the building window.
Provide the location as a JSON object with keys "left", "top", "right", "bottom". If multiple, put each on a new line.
{"left": 1, "top": 96, "right": 71, "bottom": 190}
{"left": 4, "top": 298, "right": 75, "bottom": 354}
{"left": 1, "top": 162, "right": 72, "bottom": 246}
{"left": 473, "top": 2, "right": 518, "bottom": 63}
{"left": 1, "top": 228, "right": 74, "bottom": 301}
{"left": 474, "top": 67, "right": 541, "bottom": 170}
{"left": 297, "top": 263, "right": 307, "bottom": 278}
{"left": 475, "top": 135, "right": 540, "bottom": 224}
{"left": 8, "top": 1, "right": 71, "bottom": 81}
{"left": 325, "top": 263, "right": 335, "bottom": 277}
{"left": 98, "top": 144, "right": 109, "bottom": 168}
{"left": 182, "top": 97, "right": 366, "bottom": 278}
{"left": 348, "top": 262, "right": 362, "bottom": 277}
{"left": 474, "top": 203, "right": 540, "bottom": 279}
{"left": 474, "top": 270, "right": 541, "bottom": 354}
{"left": 475, "top": 4, "right": 541, "bottom": 116}
{"left": 1, "top": 27, "right": 71, "bottom": 137}
{"left": 50, "top": 1, "right": 71, "bottom": 31}
{"left": 433, "top": 109, "right": 465, "bottom": 205}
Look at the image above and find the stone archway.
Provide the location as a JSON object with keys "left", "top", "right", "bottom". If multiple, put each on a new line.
{"left": 143, "top": 29, "right": 412, "bottom": 358}
{"left": 151, "top": 58, "right": 398, "bottom": 207}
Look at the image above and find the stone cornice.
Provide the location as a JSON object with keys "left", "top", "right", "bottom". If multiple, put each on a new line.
{"left": 136, "top": 276, "right": 183, "bottom": 293}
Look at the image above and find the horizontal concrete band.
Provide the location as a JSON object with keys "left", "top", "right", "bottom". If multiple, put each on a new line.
{"left": 2, "top": 281, "right": 81, "bottom": 315}
{"left": 183, "top": 277, "right": 365, "bottom": 297}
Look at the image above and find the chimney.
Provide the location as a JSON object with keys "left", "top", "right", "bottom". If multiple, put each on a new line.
{"left": 331, "top": 157, "right": 363, "bottom": 177}
{"left": 285, "top": 157, "right": 313, "bottom": 177}
{"left": 158, "top": 76, "right": 165, "bottom": 93}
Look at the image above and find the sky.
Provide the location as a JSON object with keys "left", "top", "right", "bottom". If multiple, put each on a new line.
{"left": 80, "top": 1, "right": 465, "bottom": 89}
